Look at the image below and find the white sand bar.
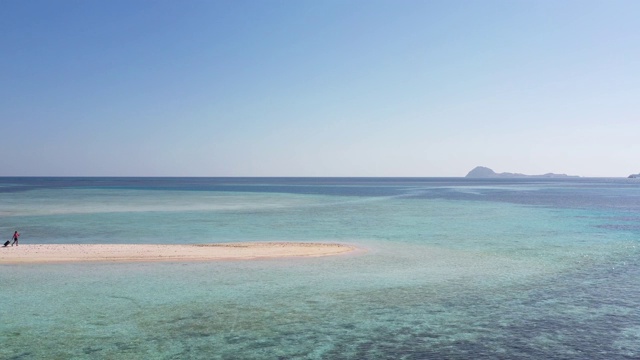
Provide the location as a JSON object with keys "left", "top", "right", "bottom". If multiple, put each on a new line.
{"left": 0, "top": 243, "right": 356, "bottom": 264}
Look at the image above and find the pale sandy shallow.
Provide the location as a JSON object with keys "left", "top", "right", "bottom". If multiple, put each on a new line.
{"left": 0, "top": 243, "right": 357, "bottom": 264}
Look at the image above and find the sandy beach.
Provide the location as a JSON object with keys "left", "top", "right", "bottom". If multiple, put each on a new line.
{"left": 0, "top": 242, "right": 356, "bottom": 264}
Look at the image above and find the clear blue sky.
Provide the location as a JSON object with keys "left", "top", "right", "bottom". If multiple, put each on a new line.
{"left": 1, "top": 0, "right": 638, "bottom": 177}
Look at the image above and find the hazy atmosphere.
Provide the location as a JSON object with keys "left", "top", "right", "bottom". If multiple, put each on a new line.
{"left": 1, "top": 0, "right": 638, "bottom": 177}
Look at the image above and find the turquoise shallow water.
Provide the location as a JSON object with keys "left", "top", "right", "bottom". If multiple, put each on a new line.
{"left": 1, "top": 178, "right": 639, "bottom": 359}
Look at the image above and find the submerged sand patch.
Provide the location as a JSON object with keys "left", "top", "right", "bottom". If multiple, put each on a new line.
{"left": 0, "top": 242, "right": 356, "bottom": 264}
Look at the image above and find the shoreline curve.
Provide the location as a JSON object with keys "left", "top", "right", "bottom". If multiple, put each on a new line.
{"left": 0, "top": 242, "right": 357, "bottom": 264}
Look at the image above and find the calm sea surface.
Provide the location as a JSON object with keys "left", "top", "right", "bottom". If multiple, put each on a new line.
{"left": 1, "top": 177, "right": 639, "bottom": 359}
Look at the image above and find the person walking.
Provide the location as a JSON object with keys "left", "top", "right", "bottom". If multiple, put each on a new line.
{"left": 11, "top": 231, "right": 19, "bottom": 246}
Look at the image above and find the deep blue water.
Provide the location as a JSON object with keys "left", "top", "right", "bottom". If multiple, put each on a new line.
{"left": 1, "top": 177, "right": 639, "bottom": 359}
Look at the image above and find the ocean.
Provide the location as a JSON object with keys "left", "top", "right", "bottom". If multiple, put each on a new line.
{"left": 1, "top": 177, "right": 639, "bottom": 359}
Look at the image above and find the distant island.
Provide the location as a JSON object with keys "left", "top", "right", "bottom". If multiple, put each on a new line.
{"left": 465, "top": 166, "right": 579, "bottom": 178}
{"left": 629, "top": 173, "right": 640, "bottom": 179}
